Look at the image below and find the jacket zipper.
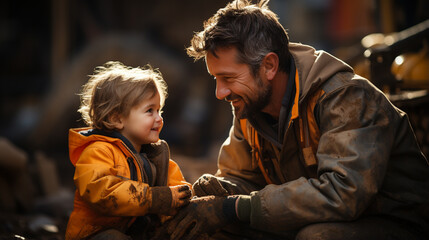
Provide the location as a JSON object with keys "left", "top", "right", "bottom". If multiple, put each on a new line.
{"left": 121, "top": 142, "right": 146, "bottom": 182}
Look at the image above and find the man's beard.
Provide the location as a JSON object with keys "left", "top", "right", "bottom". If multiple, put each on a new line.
{"left": 232, "top": 76, "right": 272, "bottom": 119}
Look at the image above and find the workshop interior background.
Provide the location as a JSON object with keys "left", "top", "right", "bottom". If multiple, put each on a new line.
{"left": 1, "top": 0, "right": 428, "bottom": 239}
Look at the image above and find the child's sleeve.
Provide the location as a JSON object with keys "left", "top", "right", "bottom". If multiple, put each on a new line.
{"left": 166, "top": 159, "right": 192, "bottom": 189}
{"left": 74, "top": 143, "right": 154, "bottom": 216}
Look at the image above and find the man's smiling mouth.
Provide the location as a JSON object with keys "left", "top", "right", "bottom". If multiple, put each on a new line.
{"left": 231, "top": 98, "right": 241, "bottom": 106}
{"left": 226, "top": 94, "right": 242, "bottom": 106}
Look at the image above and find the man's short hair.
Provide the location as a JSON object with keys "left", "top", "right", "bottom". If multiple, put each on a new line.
{"left": 187, "top": 0, "right": 291, "bottom": 76}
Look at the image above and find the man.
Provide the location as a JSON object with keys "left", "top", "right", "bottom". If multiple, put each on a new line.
{"left": 166, "top": 0, "right": 429, "bottom": 239}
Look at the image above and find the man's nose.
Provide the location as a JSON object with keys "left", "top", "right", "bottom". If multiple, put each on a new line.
{"left": 215, "top": 81, "right": 231, "bottom": 100}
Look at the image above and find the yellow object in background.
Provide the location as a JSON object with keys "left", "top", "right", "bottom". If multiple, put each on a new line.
{"left": 391, "top": 42, "right": 429, "bottom": 89}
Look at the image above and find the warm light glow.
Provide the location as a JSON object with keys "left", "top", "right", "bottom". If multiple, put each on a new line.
{"left": 384, "top": 35, "right": 395, "bottom": 45}
{"left": 394, "top": 55, "right": 404, "bottom": 65}
{"left": 361, "top": 33, "right": 385, "bottom": 48}
{"left": 364, "top": 49, "right": 371, "bottom": 58}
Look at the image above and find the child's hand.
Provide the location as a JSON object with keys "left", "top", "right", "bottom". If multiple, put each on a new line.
{"left": 149, "top": 185, "right": 192, "bottom": 216}
{"left": 170, "top": 185, "right": 192, "bottom": 208}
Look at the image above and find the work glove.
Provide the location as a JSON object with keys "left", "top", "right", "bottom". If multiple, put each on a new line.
{"left": 149, "top": 184, "right": 192, "bottom": 216}
{"left": 193, "top": 174, "right": 238, "bottom": 197}
{"left": 167, "top": 195, "right": 237, "bottom": 240}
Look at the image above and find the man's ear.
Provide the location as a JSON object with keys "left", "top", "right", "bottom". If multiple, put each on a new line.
{"left": 262, "top": 52, "right": 279, "bottom": 81}
{"left": 109, "top": 113, "right": 124, "bottom": 130}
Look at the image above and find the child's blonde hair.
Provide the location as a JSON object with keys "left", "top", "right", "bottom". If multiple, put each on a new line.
{"left": 78, "top": 61, "right": 168, "bottom": 131}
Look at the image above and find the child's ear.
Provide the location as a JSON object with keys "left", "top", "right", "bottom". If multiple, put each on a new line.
{"left": 109, "top": 114, "right": 124, "bottom": 130}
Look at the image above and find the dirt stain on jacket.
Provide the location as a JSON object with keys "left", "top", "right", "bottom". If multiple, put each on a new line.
{"left": 128, "top": 183, "right": 147, "bottom": 207}
{"left": 107, "top": 195, "right": 118, "bottom": 209}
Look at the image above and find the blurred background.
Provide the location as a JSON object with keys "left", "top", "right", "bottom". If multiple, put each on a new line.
{"left": 1, "top": 0, "right": 428, "bottom": 239}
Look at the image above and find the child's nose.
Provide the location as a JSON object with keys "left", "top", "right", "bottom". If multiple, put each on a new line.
{"left": 156, "top": 113, "right": 163, "bottom": 122}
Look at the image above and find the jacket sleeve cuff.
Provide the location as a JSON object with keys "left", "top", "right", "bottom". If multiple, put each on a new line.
{"left": 222, "top": 196, "right": 239, "bottom": 221}
{"left": 236, "top": 195, "right": 251, "bottom": 222}
{"left": 150, "top": 186, "right": 172, "bottom": 213}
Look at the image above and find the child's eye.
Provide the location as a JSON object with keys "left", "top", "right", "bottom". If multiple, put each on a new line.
{"left": 146, "top": 108, "right": 153, "bottom": 113}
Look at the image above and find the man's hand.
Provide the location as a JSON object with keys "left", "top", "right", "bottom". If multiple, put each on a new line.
{"left": 167, "top": 196, "right": 234, "bottom": 240}
{"left": 193, "top": 174, "right": 237, "bottom": 197}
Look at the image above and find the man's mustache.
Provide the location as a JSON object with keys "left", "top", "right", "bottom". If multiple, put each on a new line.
{"left": 225, "top": 94, "right": 241, "bottom": 102}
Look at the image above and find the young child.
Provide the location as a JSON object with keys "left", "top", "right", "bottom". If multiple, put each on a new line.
{"left": 65, "top": 61, "right": 192, "bottom": 240}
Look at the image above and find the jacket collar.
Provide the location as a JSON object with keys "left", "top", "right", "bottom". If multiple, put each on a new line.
{"left": 248, "top": 56, "right": 298, "bottom": 148}
{"left": 80, "top": 128, "right": 138, "bottom": 154}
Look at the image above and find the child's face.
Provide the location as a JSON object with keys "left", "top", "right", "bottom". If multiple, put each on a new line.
{"left": 119, "top": 92, "right": 163, "bottom": 151}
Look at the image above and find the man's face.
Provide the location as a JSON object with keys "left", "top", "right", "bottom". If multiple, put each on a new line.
{"left": 206, "top": 47, "right": 271, "bottom": 119}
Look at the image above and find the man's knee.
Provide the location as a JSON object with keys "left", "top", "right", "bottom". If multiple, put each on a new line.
{"left": 295, "top": 222, "right": 350, "bottom": 240}
{"left": 295, "top": 217, "right": 422, "bottom": 240}
{"left": 89, "top": 229, "right": 132, "bottom": 240}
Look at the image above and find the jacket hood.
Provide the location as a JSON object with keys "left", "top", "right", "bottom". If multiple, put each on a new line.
{"left": 289, "top": 43, "right": 354, "bottom": 103}
{"left": 68, "top": 127, "right": 125, "bottom": 166}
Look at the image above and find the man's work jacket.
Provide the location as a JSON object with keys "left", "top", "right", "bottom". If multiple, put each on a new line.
{"left": 216, "top": 43, "right": 429, "bottom": 234}
{"left": 65, "top": 128, "right": 190, "bottom": 240}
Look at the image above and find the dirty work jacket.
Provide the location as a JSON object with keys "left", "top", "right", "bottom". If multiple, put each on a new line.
{"left": 216, "top": 43, "right": 429, "bottom": 234}
{"left": 65, "top": 127, "right": 190, "bottom": 240}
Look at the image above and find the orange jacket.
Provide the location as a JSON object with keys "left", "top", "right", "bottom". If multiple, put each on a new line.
{"left": 65, "top": 128, "right": 190, "bottom": 240}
